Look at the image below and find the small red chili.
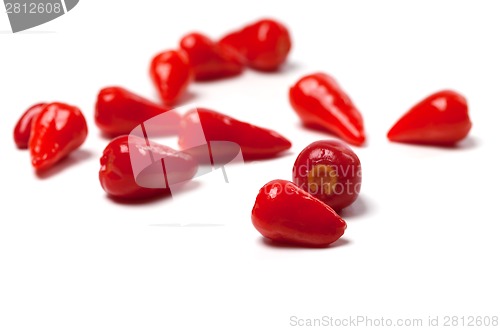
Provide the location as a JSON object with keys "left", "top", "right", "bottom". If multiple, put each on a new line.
{"left": 95, "top": 86, "right": 181, "bottom": 137}
{"left": 387, "top": 90, "right": 472, "bottom": 145}
{"left": 99, "top": 135, "right": 198, "bottom": 199}
{"left": 289, "top": 72, "right": 366, "bottom": 146}
{"left": 252, "top": 179, "right": 347, "bottom": 247}
{"left": 220, "top": 18, "right": 291, "bottom": 71}
{"left": 178, "top": 108, "right": 292, "bottom": 161}
{"left": 293, "top": 140, "right": 362, "bottom": 212}
{"left": 149, "top": 50, "right": 192, "bottom": 106}
{"left": 13, "top": 102, "right": 47, "bottom": 149}
{"left": 29, "top": 102, "right": 88, "bottom": 171}
{"left": 179, "top": 32, "right": 244, "bottom": 81}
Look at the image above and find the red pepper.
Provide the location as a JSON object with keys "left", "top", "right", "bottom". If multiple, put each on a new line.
{"left": 13, "top": 102, "right": 47, "bottom": 149}
{"left": 99, "top": 135, "right": 198, "bottom": 199}
{"left": 149, "top": 50, "right": 192, "bottom": 105}
{"left": 293, "top": 140, "right": 362, "bottom": 212}
{"left": 178, "top": 108, "right": 291, "bottom": 161}
{"left": 95, "top": 86, "right": 181, "bottom": 137}
{"left": 179, "top": 32, "right": 244, "bottom": 81}
{"left": 219, "top": 18, "right": 291, "bottom": 71}
{"left": 387, "top": 90, "right": 472, "bottom": 145}
{"left": 289, "top": 72, "right": 366, "bottom": 146}
{"left": 29, "top": 102, "right": 88, "bottom": 171}
{"left": 252, "top": 179, "right": 347, "bottom": 247}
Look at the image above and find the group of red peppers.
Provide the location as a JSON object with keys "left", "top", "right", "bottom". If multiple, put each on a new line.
{"left": 13, "top": 18, "right": 472, "bottom": 247}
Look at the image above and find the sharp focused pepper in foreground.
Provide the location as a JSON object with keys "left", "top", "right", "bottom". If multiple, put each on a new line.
{"left": 99, "top": 135, "right": 198, "bottom": 199}
{"left": 293, "top": 140, "right": 362, "bottom": 212}
{"left": 150, "top": 50, "right": 192, "bottom": 105}
{"left": 220, "top": 18, "right": 291, "bottom": 71}
{"left": 252, "top": 179, "right": 347, "bottom": 247}
{"left": 29, "top": 102, "right": 88, "bottom": 171}
{"left": 178, "top": 108, "right": 292, "bottom": 161}
{"left": 13, "top": 102, "right": 47, "bottom": 149}
{"left": 179, "top": 32, "right": 244, "bottom": 81}
{"left": 387, "top": 90, "right": 472, "bottom": 145}
{"left": 95, "top": 86, "right": 181, "bottom": 137}
{"left": 289, "top": 72, "right": 366, "bottom": 146}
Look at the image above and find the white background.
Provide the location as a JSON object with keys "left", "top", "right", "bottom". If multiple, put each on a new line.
{"left": 1, "top": 1, "right": 500, "bottom": 329}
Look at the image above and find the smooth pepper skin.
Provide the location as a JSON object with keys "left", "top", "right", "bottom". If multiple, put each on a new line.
{"left": 387, "top": 90, "right": 472, "bottom": 145}
{"left": 289, "top": 72, "right": 366, "bottom": 146}
{"left": 220, "top": 18, "right": 291, "bottom": 71}
{"left": 99, "top": 135, "right": 198, "bottom": 200}
{"left": 179, "top": 32, "right": 244, "bottom": 81}
{"left": 29, "top": 102, "right": 88, "bottom": 171}
{"left": 293, "top": 140, "right": 362, "bottom": 212}
{"left": 149, "top": 50, "right": 192, "bottom": 105}
{"left": 178, "top": 108, "right": 292, "bottom": 161}
{"left": 252, "top": 179, "right": 347, "bottom": 247}
{"left": 13, "top": 102, "right": 47, "bottom": 149}
{"left": 95, "top": 86, "right": 181, "bottom": 137}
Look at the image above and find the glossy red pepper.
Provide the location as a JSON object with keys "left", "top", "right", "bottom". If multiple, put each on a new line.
{"left": 293, "top": 140, "right": 362, "bottom": 212}
{"left": 178, "top": 108, "right": 291, "bottom": 161}
{"left": 179, "top": 32, "right": 244, "bottom": 81}
{"left": 13, "top": 102, "right": 47, "bottom": 149}
{"left": 220, "top": 18, "right": 291, "bottom": 71}
{"left": 99, "top": 135, "right": 198, "bottom": 199}
{"left": 95, "top": 86, "right": 181, "bottom": 137}
{"left": 387, "top": 90, "right": 472, "bottom": 145}
{"left": 149, "top": 50, "right": 192, "bottom": 105}
{"left": 29, "top": 102, "right": 88, "bottom": 171}
{"left": 289, "top": 72, "right": 366, "bottom": 146}
{"left": 252, "top": 179, "right": 347, "bottom": 247}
